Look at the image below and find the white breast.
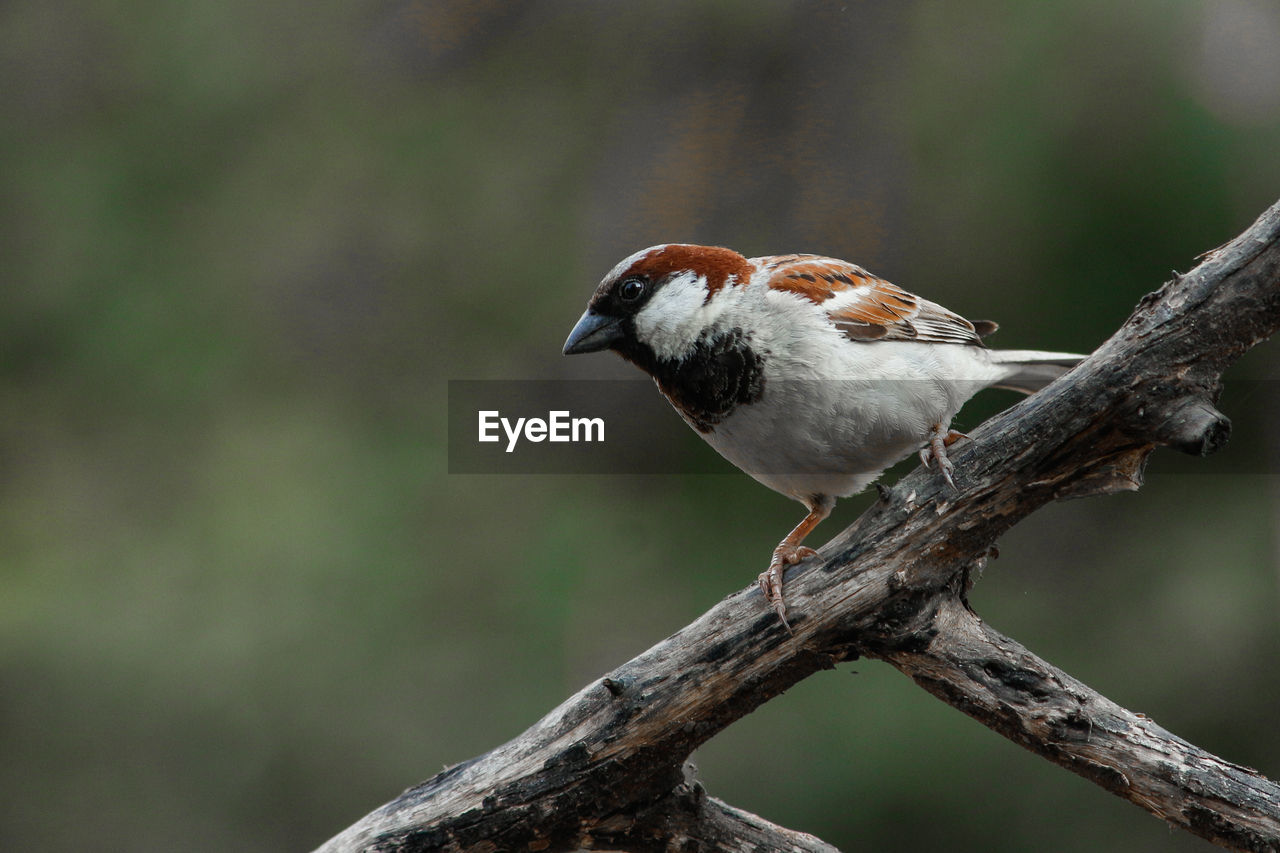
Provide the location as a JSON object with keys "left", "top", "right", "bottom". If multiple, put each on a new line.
{"left": 690, "top": 279, "right": 1002, "bottom": 500}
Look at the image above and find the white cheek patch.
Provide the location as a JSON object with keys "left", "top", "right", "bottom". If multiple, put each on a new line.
{"left": 634, "top": 272, "right": 718, "bottom": 360}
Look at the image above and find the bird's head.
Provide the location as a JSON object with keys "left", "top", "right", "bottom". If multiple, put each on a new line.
{"left": 562, "top": 244, "right": 753, "bottom": 368}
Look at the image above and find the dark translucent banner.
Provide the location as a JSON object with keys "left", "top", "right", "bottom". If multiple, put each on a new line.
{"left": 447, "top": 379, "right": 1279, "bottom": 476}
{"left": 447, "top": 380, "right": 729, "bottom": 474}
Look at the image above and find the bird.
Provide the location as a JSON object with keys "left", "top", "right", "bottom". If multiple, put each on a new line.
{"left": 563, "top": 244, "right": 1085, "bottom": 629}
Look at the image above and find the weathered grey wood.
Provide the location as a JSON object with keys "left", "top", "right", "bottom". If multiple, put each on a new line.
{"left": 883, "top": 598, "right": 1280, "bottom": 851}
{"left": 318, "top": 200, "right": 1280, "bottom": 853}
{"left": 554, "top": 784, "right": 841, "bottom": 853}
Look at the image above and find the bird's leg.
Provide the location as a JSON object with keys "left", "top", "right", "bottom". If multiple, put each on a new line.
{"left": 758, "top": 495, "right": 834, "bottom": 631}
{"left": 918, "top": 424, "right": 970, "bottom": 490}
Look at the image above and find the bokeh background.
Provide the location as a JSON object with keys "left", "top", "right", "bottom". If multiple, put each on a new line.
{"left": 5, "top": 1, "right": 1280, "bottom": 850}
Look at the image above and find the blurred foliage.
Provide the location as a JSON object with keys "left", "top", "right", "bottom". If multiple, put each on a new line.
{"left": 3, "top": 1, "right": 1280, "bottom": 850}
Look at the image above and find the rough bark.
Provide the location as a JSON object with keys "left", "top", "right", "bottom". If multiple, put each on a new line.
{"left": 318, "top": 200, "right": 1280, "bottom": 853}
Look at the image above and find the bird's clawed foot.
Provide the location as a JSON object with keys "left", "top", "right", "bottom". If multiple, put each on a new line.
{"left": 757, "top": 543, "right": 817, "bottom": 633}
{"left": 919, "top": 426, "right": 969, "bottom": 490}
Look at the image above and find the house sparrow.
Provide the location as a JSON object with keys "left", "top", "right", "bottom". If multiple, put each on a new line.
{"left": 563, "top": 244, "right": 1084, "bottom": 629}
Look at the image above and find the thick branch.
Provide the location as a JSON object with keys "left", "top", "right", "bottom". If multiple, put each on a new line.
{"left": 582, "top": 785, "right": 840, "bottom": 853}
{"left": 882, "top": 598, "right": 1280, "bottom": 851}
{"left": 319, "top": 200, "right": 1280, "bottom": 852}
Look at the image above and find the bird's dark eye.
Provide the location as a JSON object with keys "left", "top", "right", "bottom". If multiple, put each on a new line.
{"left": 618, "top": 277, "right": 647, "bottom": 302}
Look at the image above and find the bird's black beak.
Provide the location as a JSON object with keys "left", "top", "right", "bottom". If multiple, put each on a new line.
{"left": 563, "top": 310, "right": 623, "bottom": 355}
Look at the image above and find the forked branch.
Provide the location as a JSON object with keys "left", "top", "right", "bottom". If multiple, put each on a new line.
{"left": 318, "top": 200, "right": 1280, "bottom": 852}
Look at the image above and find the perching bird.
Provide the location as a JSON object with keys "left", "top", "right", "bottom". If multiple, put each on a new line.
{"left": 564, "top": 244, "right": 1084, "bottom": 628}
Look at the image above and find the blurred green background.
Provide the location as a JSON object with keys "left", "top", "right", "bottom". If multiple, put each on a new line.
{"left": 4, "top": 1, "right": 1280, "bottom": 850}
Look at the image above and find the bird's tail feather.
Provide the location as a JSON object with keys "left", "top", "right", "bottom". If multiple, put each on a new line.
{"left": 988, "top": 349, "right": 1085, "bottom": 394}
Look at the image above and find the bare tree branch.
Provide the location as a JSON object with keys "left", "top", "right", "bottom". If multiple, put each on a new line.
{"left": 571, "top": 784, "right": 841, "bottom": 853}
{"left": 318, "top": 200, "right": 1280, "bottom": 853}
{"left": 883, "top": 598, "right": 1280, "bottom": 850}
